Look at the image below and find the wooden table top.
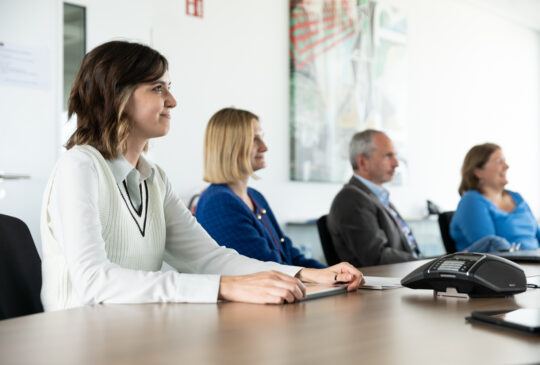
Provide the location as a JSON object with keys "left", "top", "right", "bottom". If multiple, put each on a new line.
{"left": 1, "top": 260, "right": 539, "bottom": 365}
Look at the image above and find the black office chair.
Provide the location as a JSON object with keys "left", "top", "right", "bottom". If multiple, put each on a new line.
{"left": 316, "top": 215, "right": 340, "bottom": 266}
{"left": 438, "top": 211, "right": 457, "bottom": 254}
{"left": 0, "top": 214, "right": 44, "bottom": 320}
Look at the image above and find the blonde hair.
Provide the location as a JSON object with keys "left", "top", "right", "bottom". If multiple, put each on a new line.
{"left": 203, "top": 108, "right": 259, "bottom": 183}
{"left": 458, "top": 143, "right": 501, "bottom": 196}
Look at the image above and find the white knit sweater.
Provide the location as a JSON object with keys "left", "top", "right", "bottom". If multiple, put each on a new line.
{"left": 40, "top": 145, "right": 300, "bottom": 311}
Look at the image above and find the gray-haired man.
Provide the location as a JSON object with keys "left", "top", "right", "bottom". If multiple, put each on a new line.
{"left": 327, "top": 129, "right": 421, "bottom": 266}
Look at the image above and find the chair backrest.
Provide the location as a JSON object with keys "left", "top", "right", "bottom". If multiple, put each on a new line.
{"left": 0, "top": 214, "right": 44, "bottom": 320}
{"left": 187, "top": 193, "right": 201, "bottom": 215}
{"left": 438, "top": 211, "right": 457, "bottom": 254}
{"left": 316, "top": 215, "right": 340, "bottom": 266}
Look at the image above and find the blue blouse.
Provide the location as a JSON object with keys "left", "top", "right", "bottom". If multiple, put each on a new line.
{"left": 195, "top": 184, "right": 326, "bottom": 269}
{"left": 450, "top": 190, "right": 540, "bottom": 251}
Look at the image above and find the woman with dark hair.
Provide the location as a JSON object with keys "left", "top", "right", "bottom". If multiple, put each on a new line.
{"left": 195, "top": 108, "right": 325, "bottom": 268}
{"left": 41, "top": 41, "right": 362, "bottom": 311}
{"left": 450, "top": 143, "right": 540, "bottom": 252}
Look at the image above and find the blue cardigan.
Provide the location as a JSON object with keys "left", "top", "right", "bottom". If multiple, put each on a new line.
{"left": 450, "top": 190, "right": 540, "bottom": 251}
{"left": 195, "top": 184, "right": 325, "bottom": 268}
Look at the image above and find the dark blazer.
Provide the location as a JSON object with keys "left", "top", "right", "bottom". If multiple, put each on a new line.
{"left": 327, "top": 176, "right": 417, "bottom": 267}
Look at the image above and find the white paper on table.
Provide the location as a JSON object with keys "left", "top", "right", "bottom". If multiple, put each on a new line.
{"left": 361, "top": 276, "right": 402, "bottom": 290}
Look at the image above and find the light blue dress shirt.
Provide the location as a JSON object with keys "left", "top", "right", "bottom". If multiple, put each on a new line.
{"left": 353, "top": 174, "right": 390, "bottom": 206}
{"left": 107, "top": 154, "right": 155, "bottom": 210}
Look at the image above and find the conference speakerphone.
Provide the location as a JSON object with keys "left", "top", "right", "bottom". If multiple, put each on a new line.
{"left": 401, "top": 253, "right": 527, "bottom": 297}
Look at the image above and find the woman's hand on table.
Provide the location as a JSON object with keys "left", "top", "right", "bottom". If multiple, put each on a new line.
{"left": 219, "top": 271, "right": 306, "bottom": 304}
{"left": 296, "top": 262, "right": 364, "bottom": 291}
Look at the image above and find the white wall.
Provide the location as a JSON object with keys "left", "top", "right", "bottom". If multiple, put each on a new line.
{"left": 393, "top": 0, "right": 540, "bottom": 217}
{"left": 0, "top": 0, "right": 152, "bottom": 253}
{"left": 150, "top": 0, "right": 343, "bottom": 225}
{"left": 1, "top": 0, "right": 539, "bottom": 253}
{"left": 0, "top": 0, "right": 61, "bottom": 249}
{"left": 151, "top": 0, "right": 540, "bottom": 224}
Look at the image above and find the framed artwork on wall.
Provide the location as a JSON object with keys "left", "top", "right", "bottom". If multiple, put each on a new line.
{"left": 289, "top": 0, "right": 408, "bottom": 184}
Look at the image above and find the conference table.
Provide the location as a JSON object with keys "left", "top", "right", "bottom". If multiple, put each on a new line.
{"left": 1, "top": 260, "right": 539, "bottom": 365}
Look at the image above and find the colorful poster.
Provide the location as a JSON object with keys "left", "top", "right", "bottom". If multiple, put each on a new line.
{"left": 290, "top": 0, "right": 408, "bottom": 183}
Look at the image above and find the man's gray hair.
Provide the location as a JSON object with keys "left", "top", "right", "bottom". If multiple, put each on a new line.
{"left": 349, "top": 129, "right": 383, "bottom": 169}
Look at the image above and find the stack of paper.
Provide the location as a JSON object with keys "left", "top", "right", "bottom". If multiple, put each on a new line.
{"left": 361, "top": 276, "right": 402, "bottom": 290}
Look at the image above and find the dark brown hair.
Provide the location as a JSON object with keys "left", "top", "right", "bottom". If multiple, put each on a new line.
{"left": 66, "top": 41, "right": 168, "bottom": 159}
{"left": 458, "top": 143, "right": 501, "bottom": 195}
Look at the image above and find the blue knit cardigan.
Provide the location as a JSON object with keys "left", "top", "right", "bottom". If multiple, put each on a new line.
{"left": 195, "top": 184, "right": 325, "bottom": 268}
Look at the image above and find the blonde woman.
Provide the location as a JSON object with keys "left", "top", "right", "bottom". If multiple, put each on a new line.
{"left": 196, "top": 108, "right": 347, "bottom": 270}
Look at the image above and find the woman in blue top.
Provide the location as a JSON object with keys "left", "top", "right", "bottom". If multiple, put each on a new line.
{"left": 195, "top": 108, "right": 326, "bottom": 268}
{"left": 450, "top": 143, "right": 540, "bottom": 252}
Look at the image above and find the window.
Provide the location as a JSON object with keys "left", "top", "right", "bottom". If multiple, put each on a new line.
{"left": 63, "top": 3, "right": 86, "bottom": 111}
